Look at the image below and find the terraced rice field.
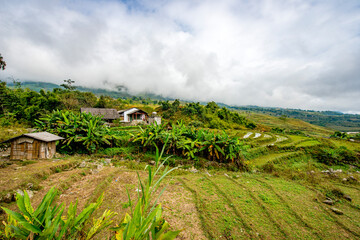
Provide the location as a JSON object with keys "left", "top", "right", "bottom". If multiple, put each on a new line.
{"left": 1, "top": 158, "right": 359, "bottom": 240}
{"left": 1, "top": 130, "right": 359, "bottom": 239}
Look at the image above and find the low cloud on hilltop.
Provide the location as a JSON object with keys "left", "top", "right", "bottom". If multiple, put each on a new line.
{"left": 0, "top": 0, "right": 359, "bottom": 113}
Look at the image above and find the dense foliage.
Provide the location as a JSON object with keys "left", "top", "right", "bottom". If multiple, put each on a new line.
{"left": 159, "top": 100, "right": 256, "bottom": 130}
{"left": 0, "top": 81, "right": 62, "bottom": 125}
{"left": 0, "top": 53, "right": 6, "bottom": 70}
{"left": 133, "top": 121, "right": 249, "bottom": 170}
{"left": 35, "top": 110, "right": 114, "bottom": 153}
{"left": 306, "top": 145, "right": 360, "bottom": 167}
{"left": 0, "top": 81, "right": 139, "bottom": 126}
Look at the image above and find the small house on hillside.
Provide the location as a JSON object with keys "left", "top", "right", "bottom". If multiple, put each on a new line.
{"left": 2, "top": 132, "right": 64, "bottom": 160}
{"left": 118, "top": 108, "right": 149, "bottom": 124}
{"left": 80, "top": 108, "right": 119, "bottom": 122}
{"left": 118, "top": 108, "right": 162, "bottom": 125}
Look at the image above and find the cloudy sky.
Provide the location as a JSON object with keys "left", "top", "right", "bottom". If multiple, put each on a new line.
{"left": 0, "top": 0, "right": 359, "bottom": 113}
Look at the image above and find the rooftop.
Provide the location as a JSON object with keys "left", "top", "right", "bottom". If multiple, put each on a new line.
{"left": 3, "top": 132, "right": 64, "bottom": 143}
{"left": 81, "top": 108, "right": 119, "bottom": 120}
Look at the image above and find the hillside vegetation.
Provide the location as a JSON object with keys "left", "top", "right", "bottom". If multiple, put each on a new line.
{"left": 5, "top": 80, "right": 360, "bottom": 131}
{"left": 232, "top": 105, "right": 360, "bottom": 132}
{"left": 1, "top": 126, "right": 359, "bottom": 239}
{"left": 0, "top": 80, "right": 360, "bottom": 239}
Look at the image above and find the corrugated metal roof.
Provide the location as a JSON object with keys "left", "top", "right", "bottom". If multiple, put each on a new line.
{"left": 120, "top": 108, "right": 148, "bottom": 115}
{"left": 2, "top": 132, "right": 64, "bottom": 143}
{"left": 124, "top": 108, "right": 139, "bottom": 115}
{"left": 24, "top": 132, "right": 64, "bottom": 142}
{"left": 81, "top": 108, "right": 120, "bottom": 120}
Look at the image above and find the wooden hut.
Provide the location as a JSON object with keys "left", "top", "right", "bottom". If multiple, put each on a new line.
{"left": 3, "top": 132, "right": 64, "bottom": 160}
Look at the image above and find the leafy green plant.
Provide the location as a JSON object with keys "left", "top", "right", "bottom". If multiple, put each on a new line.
{"left": 35, "top": 110, "right": 115, "bottom": 154}
{"left": 1, "top": 187, "right": 116, "bottom": 239}
{"left": 112, "top": 143, "right": 181, "bottom": 240}
{"left": 330, "top": 131, "right": 348, "bottom": 139}
{"left": 132, "top": 122, "right": 249, "bottom": 169}
{"left": 306, "top": 145, "right": 359, "bottom": 167}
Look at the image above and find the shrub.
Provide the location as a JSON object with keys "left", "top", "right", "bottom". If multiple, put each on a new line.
{"left": 208, "top": 119, "right": 227, "bottom": 129}
{"left": 188, "top": 120, "right": 203, "bottom": 128}
{"left": 245, "top": 122, "right": 257, "bottom": 129}
{"left": 330, "top": 131, "right": 348, "bottom": 139}
{"left": 306, "top": 146, "right": 360, "bottom": 167}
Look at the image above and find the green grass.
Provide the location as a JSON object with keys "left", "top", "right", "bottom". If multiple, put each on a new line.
{"left": 296, "top": 140, "right": 321, "bottom": 147}
{"left": 250, "top": 152, "right": 298, "bottom": 167}
{"left": 180, "top": 175, "right": 251, "bottom": 239}
{"left": 0, "top": 119, "right": 359, "bottom": 239}
{"left": 260, "top": 176, "right": 360, "bottom": 238}
{"left": 1, "top": 157, "right": 359, "bottom": 239}
{"left": 329, "top": 138, "right": 360, "bottom": 151}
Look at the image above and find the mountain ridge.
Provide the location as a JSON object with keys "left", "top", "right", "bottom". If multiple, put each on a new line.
{"left": 5, "top": 80, "right": 360, "bottom": 131}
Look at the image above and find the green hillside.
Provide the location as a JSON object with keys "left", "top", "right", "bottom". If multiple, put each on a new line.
{"left": 232, "top": 105, "right": 360, "bottom": 132}
{"left": 5, "top": 80, "right": 360, "bottom": 131}
{"left": 1, "top": 80, "right": 360, "bottom": 239}
{"left": 1, "top": 123, "right": 359, "bottom": 239}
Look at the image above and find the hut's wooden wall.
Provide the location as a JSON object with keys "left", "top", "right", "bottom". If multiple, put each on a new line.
{"left": 10, "top": 138, "right": 56, "bottom": 160}
{"left": 38, "top": 141, "right": 56, "bottom": 159}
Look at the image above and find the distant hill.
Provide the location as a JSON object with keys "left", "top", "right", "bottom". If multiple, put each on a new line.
{"left": 230, "top": 106, "right": 360, "bottom": 132}
{"left": 6, "top": 80, "right": 360, "bottom": 131}
{"left": 7, "top": 81, "right": 60, "bottom": 92}
{"left": 6, "top": 81, "right": 172, "bottom": 101}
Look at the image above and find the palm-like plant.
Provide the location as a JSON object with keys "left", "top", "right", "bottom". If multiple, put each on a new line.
{"left": 113, "top": 143, "right": 181, "bottom": 240}
{"left": 1, "top": 188, "right": 116, "bottom": 239}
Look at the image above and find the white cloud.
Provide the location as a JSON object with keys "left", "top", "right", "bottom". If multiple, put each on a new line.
{"left": 0, "top": 0, "right": 359, "bottom": 112}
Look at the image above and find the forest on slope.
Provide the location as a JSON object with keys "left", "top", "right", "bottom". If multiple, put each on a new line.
{"left": 6, "top": 80, "right": 360, "bottom": 132}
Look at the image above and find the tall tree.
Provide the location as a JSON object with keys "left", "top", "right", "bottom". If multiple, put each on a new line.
{"left": 61, "top": 79, "right": 76, "bottom": 91}
{"left": 0, "top": 53, "right": 6, "bottom": 70}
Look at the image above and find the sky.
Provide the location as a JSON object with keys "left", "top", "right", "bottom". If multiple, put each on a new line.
{"left": 0, "top": 0, "right": 360, "bottom": 113}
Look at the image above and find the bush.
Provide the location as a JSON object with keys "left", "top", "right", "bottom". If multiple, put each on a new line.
{"left": 330, "top": 131, "right": 348, "bottom": 139}
{"left": 246, "top": 122, "right": 257, "bottom": 129}
{"left": 188, "top": 120, "right": 203, "bottom": 128}
{"left": 209, "top": 119, "right": 227, "bottom": 129}
{"left": 306, "top": 146, "right": 360, "bottom": 167}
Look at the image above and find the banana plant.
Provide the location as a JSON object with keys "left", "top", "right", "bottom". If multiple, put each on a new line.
{"left": 200, "top": 132, "right": 225, "bottom": 161}
{"left": 177, "top": 138, "right": 200, "bottom": 159}
{"left": 35, "top": 110, "right": 115, "bottom": 154}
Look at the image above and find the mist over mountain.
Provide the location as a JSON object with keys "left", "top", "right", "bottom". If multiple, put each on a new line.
{"left": 1, "top": 0, "right": 360, "bottom": 113}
